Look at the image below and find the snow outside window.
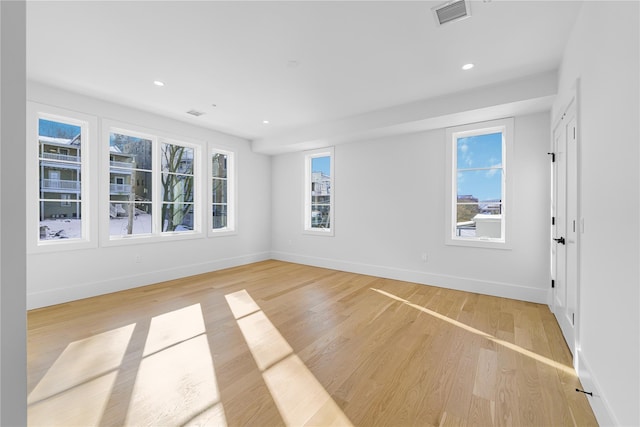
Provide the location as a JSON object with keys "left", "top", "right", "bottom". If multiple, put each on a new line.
{"left": 27, "top": 103, "right": 98, "bottom": 253}
{"left": 105, "top": 123, "right": 201, "bottom": 243}
{"left": 37, "top": 116, "right": 85, "bottom": 240}
{"left": 109, "top": 130, "right": 153, "bottom": 237}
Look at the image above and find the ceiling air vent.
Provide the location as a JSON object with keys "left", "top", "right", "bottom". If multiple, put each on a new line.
{"left": 186, "top": 109, "right": 205, "bottom": 117}
{"left": 432, "top": 0, "right": 471, "bottom": 26}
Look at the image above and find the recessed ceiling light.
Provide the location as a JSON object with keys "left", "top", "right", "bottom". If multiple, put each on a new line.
{"left": 462, "top": 63, "right": 475, "bottom": 71}
{"left": 263, "top": 120, "right": 270, "bottom": 124}
{"left": 153, "top": 80, "right": 165, "bottom": 87}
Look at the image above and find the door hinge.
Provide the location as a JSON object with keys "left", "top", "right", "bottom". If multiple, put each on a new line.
{"left": 551, "top": 279, "right": 555, "bottom": 289}
{"left": 547, "top": 152, "right": 556, "bottom": 162}
{"left": 552, "top": 216, "right": 555, "bottom": 226}
{"left": 572, "top": 312, "right": 575, "bottom": 326}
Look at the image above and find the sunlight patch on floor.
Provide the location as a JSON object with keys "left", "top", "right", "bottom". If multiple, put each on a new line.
{"left": 143, "top": 303, "right": 207, "bottom": 356}
{"left": 225, "top": 289, "right": 261, "bottom": 319}
{"left": 28, "top": 323, "right": 135, "bottom": 426}
{"left": 236, "top": 310, "right": 293, "bottom": 371}
{"left": 126, "top": 304, "right": 227, "bottom": 426}
{"left": 226, "top": 290, "right": 353, "bottom": 426}
{"left": 370, "top": 287, "right": 576, "bottom": 376}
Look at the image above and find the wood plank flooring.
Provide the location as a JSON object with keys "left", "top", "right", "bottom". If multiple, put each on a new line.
{"left": 27, "top": 260, "right": 598, "bottom": 426}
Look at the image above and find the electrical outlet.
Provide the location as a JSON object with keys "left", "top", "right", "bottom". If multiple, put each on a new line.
{"left": 135, "top": 254, "right": 142, "bottom": 263}
{"left": 421, "top": 252, "right": 428, "bottom": 263}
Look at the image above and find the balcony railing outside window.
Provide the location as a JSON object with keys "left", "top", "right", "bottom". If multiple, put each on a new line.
{"left": 41, "top": 179, "right": 81, "bottom": 191}
{"left": 110, "top": 183, "right": 132, "bottom": 194}
{"left": 41, "top": 152, "right": 80, "bottom": 163}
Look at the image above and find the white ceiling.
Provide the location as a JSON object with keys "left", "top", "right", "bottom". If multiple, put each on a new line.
{"left": 27, "top": 1, "right": 582, "bottom": 149}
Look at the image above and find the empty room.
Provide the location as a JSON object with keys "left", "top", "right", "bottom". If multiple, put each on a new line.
{"left": 0, "top": 0, "right": 638, "bottom": 425}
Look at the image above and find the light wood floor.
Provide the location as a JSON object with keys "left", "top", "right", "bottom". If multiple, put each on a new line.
{"left": 28, "top": 260, "right": 598, "bottom": 426}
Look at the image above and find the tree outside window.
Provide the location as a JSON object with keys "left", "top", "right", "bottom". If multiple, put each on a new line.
{"left": 161, "top": 143, "right": 194, "bottom": 232}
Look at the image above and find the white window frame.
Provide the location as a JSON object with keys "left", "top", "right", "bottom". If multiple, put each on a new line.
{"left": 101, "top": 120, "right": 204, "bottom": 246}
{"left": 27, "top": 102, "right": 98, "bottom": 253}
{"left": 208, "top": 146, "right": 236, "bottom": 236}
{"left": 445, "top": 117, "right": 513, "bottom": 249}
{"left": 304, "top": 147, "right": 335, "bottom": 236}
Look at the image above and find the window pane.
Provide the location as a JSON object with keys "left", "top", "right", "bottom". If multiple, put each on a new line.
{"left": 311, "top": 157, "right": 331, "bottom": 199}
{"left": 109, "top": 202, "right": 152, "bottom": 237}
{"left": 110, "top": 133, "right": 152, "bottom": 171}
{"left": 109, "top": 131, "right": 153, "bottom": 238}
{"left": 162, "top": 203, "right": 194, "bottom": 232}
{"left": 310, "top": 204, "right": 330, "bottom": 228}
{"left": 212, "top": 150, "right": 233, "bottom": 232}
{"left": 110, "top": 171, "right": 152, "bottom": 202}
{"left": 109, "top": 174, "right": 133, "bottom": 197}
{"left": 455, "top": 204, "right": 503, "bottom": 238}
{"left": 212, "top": 153, "right": 228, "bottom": 178}
{"left": 305, "top": 150, "right": 333, "bottom": 233}
{"left": 39, "top": 118, "right": 83, "bottom": 241}
{"left": 212, "top": 205, "right": 227, "bottom": 229}
{"left": 161, "top": 175, "right": 194, "bottom": 204}
{"left": 456, "top": 166, "right": 503, "bottom": 240}
{"left": 457, "top": 132, "right": 502, "bottom": 170}
{"left": 456, "top": 169, "right": 502, "bottom": 203}
{"left": 39, "top": 201, "right": 82, "bottom": 240}
{"left": 161, "top": 143, "right": 194, "bottom": 234}
{"left": 162, "top": 144, "right": 194, "bottom": 174}
{"left": 456, "top": 202, "right": 480, "bottom": 223}
{"left": 212, "top": 178, "right": 227, "bottom": 204}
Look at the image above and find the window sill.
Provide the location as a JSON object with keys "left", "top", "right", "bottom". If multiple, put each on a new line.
{"left": 103, "top": 230, "right": 205, "bottom": 247}
{"left": 303, "top": 228, "right": 334, "bottom": 237}
{"left": 29, "top": 238, "right": 97, "bottom": 254}
{"left": 446, "top": 237, "right": 511, "bottom": 250}
{"left": 208, "top": 228, "right": 237, "bottom": 237}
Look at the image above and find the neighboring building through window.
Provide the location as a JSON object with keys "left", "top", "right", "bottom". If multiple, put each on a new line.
{"left": 108, "top": 126, "right": 199, "bottom": 240}
{"left": 38, "top": 117, "right": 84, "bottom": 241}
{"left": 304, "top": 147, "right": 334, "bottom": 235}
{"left": 109, "top": 131, "right": 153, "bottom": 237}
{"left": 211, "top": 149, "right": 234, "bottom": 232}
{"left": 446, "top": 118, "right": 513, "bottom": 248}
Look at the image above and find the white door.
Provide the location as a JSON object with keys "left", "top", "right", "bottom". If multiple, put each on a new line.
{"left": 551, "top": 99, "right": 578, "bottom": 356}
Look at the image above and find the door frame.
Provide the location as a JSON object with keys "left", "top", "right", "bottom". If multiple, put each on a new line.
{"left": 550, "top": 83, "right": 581, "bottom": 367}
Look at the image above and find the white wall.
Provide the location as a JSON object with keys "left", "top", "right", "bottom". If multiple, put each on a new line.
{"left": 27, "top": 83, "right": 272, "bottom": 309}
{"left": 554, "top": 2, "right": 639, "bottom": 425}
{"left": 272, "top": 112, "right": 551, "bottom": 304}
{"left": 1, "top": 1, "right": 28, "bottom": 424}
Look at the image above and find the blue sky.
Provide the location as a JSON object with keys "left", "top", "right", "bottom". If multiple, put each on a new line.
{"left": 311, "top": 156, "right": 330, "bottom": 176}
{"left": 456, "top": 132, "right": 503, "bottom": 202}
{"left": 39, "top": 118, "right": 80, "bottom": 139}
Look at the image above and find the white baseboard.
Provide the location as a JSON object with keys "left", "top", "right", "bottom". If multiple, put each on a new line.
{"left": 271, "top": 251, "right": 548, "bottom": 304}
{"left": 576, "top": 349, "right": 618, "bottom": 426}
{"left": 28, "top": 250, "right": 548, "bottom": 308}
{"left": 27, "top": 251, "right": 271, "bottom": 310}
